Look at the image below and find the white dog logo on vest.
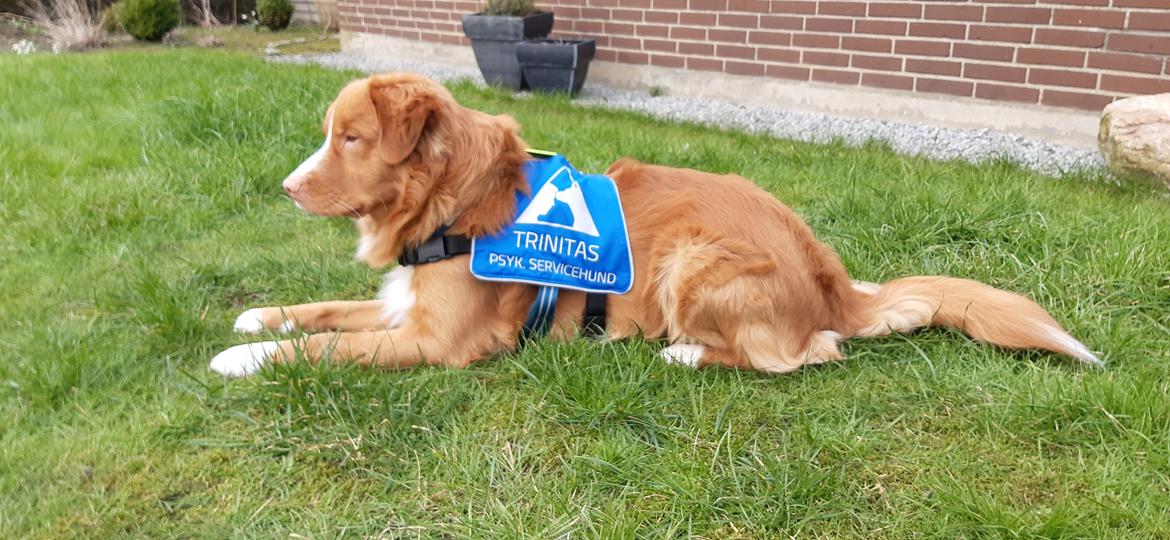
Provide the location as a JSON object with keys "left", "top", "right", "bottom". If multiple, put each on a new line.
{"left": 514, "top": 167, "right": 599, "bottom": 237}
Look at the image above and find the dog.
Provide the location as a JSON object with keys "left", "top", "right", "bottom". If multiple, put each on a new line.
{"left": 209, "top": 73, "right": 1101, "bottom": 377}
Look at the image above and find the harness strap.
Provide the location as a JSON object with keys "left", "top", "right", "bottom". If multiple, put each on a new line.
{"left": 522, "top": 286, "right": 560, "bottom": 339}
{"left": 582, "top": 293, "right": 607, "bottom": 338}
{"left": 397, "top": 230, "right": 608, "bottom": 339}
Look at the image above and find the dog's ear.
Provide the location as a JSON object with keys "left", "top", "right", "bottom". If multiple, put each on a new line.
{"left": 369, "top": 78, "right": 435, "bottom": 165}
{"left": 321, "top": 103, "right": 333, "bottom": 134}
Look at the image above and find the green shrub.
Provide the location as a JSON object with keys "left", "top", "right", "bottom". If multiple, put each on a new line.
{"left": 257, "top": 0, "right": 293, "bottom": 30}
{"left": 118, "top": 0, "right": 180, "bottom": 41}
{"left": 482, "top": 0, "right": 537, "bottom": 16}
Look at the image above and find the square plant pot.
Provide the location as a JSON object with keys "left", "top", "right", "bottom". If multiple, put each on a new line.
{"left": 516, "top": 39, "right": 596, "bottom": 95}
{"left": 461, "top": 11, "right": 555, "bottom": 90}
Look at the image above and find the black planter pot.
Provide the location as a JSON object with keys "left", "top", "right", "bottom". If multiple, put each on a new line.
{"left": 516, "top": 39, "right": 596, "bottom": 95}
{"left": 461, "top": 11, "right": 554, "bottom": 90}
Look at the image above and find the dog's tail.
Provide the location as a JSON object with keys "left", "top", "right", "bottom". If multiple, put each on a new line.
{"left": 845, "top": 276, "right": 1102, "bottom": 366}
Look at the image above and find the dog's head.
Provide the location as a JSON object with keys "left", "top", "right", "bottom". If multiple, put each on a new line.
{"left": 282, "top": 74, "right": 529, "bottom": 267}
{"left": 281, "top": 73, "right": 447, "bottom": 217}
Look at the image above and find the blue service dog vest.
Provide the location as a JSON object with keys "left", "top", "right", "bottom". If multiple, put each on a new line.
{"left": 470, "top": 154, "right": 634, "bottom": 296}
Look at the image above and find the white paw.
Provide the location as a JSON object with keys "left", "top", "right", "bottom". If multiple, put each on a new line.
{"left": 233, "top": 309, "right": 295, "bottom": 334}
{"left": 209, "top": 341, "right": 278, "bottom": 377}
{"left": 233, "top": 309, "right": 266, "bottom": 334}
{"left": 660, "top": 344, "right": 705, "bottom": 369}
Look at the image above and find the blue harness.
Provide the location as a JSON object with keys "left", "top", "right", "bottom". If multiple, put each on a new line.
{"left": 397, "top": 153, "right": 631, "bottom": 338}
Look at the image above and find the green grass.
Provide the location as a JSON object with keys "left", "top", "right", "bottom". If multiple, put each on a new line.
{"left": 2, "top": 49, "right": 1169, "bottom": 538}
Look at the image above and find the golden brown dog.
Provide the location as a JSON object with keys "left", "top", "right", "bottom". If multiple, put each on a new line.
{"left": 209, "top": 73, "right": 1101, "bottom": 377}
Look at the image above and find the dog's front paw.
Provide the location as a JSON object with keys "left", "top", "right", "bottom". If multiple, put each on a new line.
{"left": 660, "top": 344, "right": 705, "bottom": 369}
{"left": 233, "top": 308, "right": 294, "bottom": 334}
{"left": 209, "top": 341, "right": 279, "bottom": 377}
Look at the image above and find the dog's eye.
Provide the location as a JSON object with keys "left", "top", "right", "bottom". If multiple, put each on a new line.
{"left": 343, "top": 135, "right": 359, "bottom": 144}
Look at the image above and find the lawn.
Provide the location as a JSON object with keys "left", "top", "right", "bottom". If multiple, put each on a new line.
{"left": 1, "top": 49, "right": 1169, "bottom": 538}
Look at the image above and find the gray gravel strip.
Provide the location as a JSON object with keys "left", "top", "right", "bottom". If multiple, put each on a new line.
{"left": 273, "top": 52, "right": 1104, "bottom": 176}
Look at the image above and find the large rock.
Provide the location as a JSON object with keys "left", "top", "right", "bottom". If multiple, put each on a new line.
{"left": 1099, "top": 93, "right": 1170, "bottom": 190}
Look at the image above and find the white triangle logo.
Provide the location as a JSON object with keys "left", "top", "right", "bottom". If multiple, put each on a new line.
{"left": 515, "top": 167, "right": 600, "bottom": 237}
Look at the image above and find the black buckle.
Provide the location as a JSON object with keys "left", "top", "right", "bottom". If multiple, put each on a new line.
{"left": 397, "top": 233, "right": 473, "bottom": 267}
{"left": 416, "top": 236, "right": 448, "bottom": 264}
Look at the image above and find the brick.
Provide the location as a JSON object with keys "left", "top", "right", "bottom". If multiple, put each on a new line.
{"left": 611, "top": 9, "right": 643, "bottom": 22}
{"left": 720, "top": 13, "right": 760, "bottom": 28}
{"left": 812, "top": 68, "right": 861, "bottom": 84}
{"left": 772, "top": 1, "right": 818, "bottom": 15}
{"left": 1028, "top": 68, "right": 1097, "bottom": 88}
{"left": 804, "top": 50, "right": 850, "bottom": 67}
{"left": 725, "top": 60, "right": 766, "bottom": 76}
{"left": 1039, "top": 0, "right": 1108, "bottom": 5}
{"left": 1128, "top": 12, "right": 1170, "bottom": 31}
{"left": 650, "top": 54, "right": 687, "bottom": 68}
{"left": 1052, "top": 8, "right": 1126, "bottom": 29}
{"left": 605, "top": 22, "right": 636, "bottom": 35}
{"left": 610, "top": 37, "right": 640, "bottom": 49}
{"left": 1108, "top": 33, "right": 1170, "bottom": 55}
{"left": 852, "top": 53, "right": 903, "bottom": 71}
{"left": 645, "top": 11, "right": 679, "bottom": 24}
{"left": 766, "top": 65, "right": 811, "bottom": 80}
{"left": 1087, "top": 52, "right": 1163, "bottom": 74}
{"left": 758, "top": 47, "right": 801, "bottom": 62}
{"left": 969, "top": 25, "right": 1034, "bottom": 44}
{"left": 670, "top": 26, "right": 707, "bottom": 40}
{"left": 906, "top": 58, "right": 962, "bottom": 76}
{"left": 985, "top": 6, "right": 1052, "bottom": 25}
{"left": 749, "top": 31, "right": 793, "bottom": 46}
{"left": 965, "top": 63, "right": 1028, "bottom": 83}
{"left": 924, "top": 4, "right": 983, "bottom": 22}
{"left": 1041, "top": 89, "right": 1114, "bottom": 111}
{"left": 975, "top": 83, "right": 1040, "bottom": 103}
{"left": 716, "top": 44, "right": 756, "bottom": 58}
{"left": 862, "top": 73, "right": 915, "bottom": 90}
{"left": 842, "top": 36, "right": 892, "bottom": 53}
{"left": 709, "top": 29, "right": 749, "bottom": 42}
{"left": 689, "top": 0, "right": 727, "bottom": 10}
{"left": 617, "top": 51, "right": 650, "bottom": 64}
{"left": 868, "top": 2, "right": 922, "bottom": 18}
{"left": 818, "top": 1, "right": 866, "bottom": 16}
{"left": 679, "top": 42, "right": 716, "bottom": 55}
{"left": 687, "top": 57, "right": 723, "bottom": 71}
{"left": 680, "top": 12, "right": 717, "bottom": 25}
{"left": 579, "top": 9, "right": 608, "bottom": 20}
{"left": 894, "top": 39, "right": 951, "bottom": 57}
{"left": 806, "top": 17, "right": 854, "bottom": 32}
{"left": 1113, "top": 0, "right": 1167, "bottom": 7}
{"left": 636, "top": 24, "right": 670, "bottom": 38}
{"left": 916, "top": 77, "right": 975, "bottom": 97}
{"left": 1100, "top": 74, "right": 1170, "bottom": 94}
{"left": 854, "top": 20, "right": 907, "bottom": 35}
{"left": 643, "top": 39, "right": 677, "bottom": 53}
{"left": 728, "top": 0, "right": 770, "bottom": 12}
{"left": 653, "top": 0, "right": 686, "bottom": 8}
{"left": 1035, "top": 28, "right": 1105, "bottom": 48}
{"left": 761, "top": 15, "right": 805, "bottom": 30}
{"left": 596, "top": 49, "right": 617, "bottom": 62}
{"left": 1016, "top": 47, "right": 1085, "bottom": 67}
{"left": 793, "top": 33, "right": 841, "bottom": 48}
{"left": 909, "top": 22, "right": 967, "bottom": 39}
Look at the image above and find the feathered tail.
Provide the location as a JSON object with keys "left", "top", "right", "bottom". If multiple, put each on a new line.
{"left": 846, "top": 276, "right": 1101, "bottom": 366}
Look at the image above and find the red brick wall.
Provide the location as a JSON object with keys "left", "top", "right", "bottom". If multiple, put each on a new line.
{"left": 339, "top": 0, "right": 1170, "bottom": 111}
